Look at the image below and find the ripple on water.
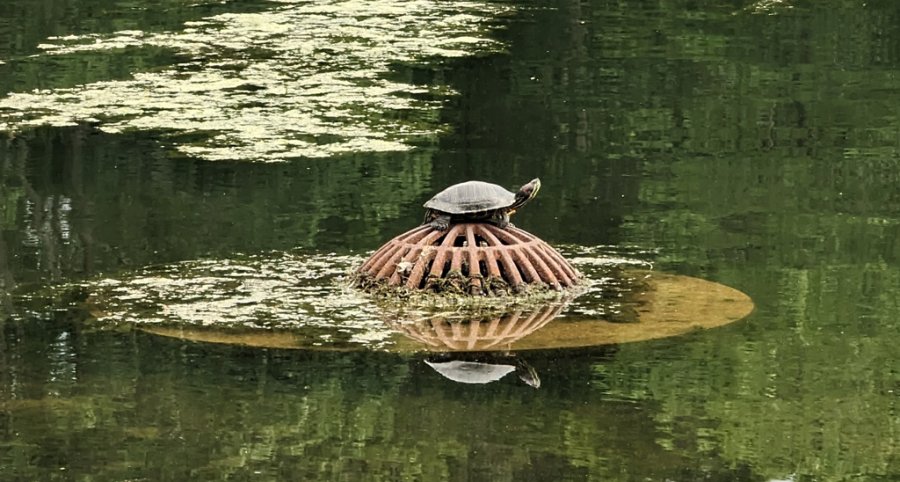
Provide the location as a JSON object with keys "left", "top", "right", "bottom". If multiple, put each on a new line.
{"left": 0, "top": 0, "right": 512, "bottom": 161}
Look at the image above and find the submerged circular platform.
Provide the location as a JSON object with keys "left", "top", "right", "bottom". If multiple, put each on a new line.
{"left": 138, "top": 271, "right": 754, "bottom": 352}
{"left": 354, "top": 223, "right": 581, "bottom": 295}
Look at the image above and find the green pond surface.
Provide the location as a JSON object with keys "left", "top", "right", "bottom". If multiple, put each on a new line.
{"left": 1, "top": 0, "right": 898, "bottom": 480}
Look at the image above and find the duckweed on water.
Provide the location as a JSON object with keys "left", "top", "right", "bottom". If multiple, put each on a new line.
{"left": 7, "top": 246, "right": 755, "bottom": 351}
{"left": 0, "top": 0, "right": 513, "bottom": 161}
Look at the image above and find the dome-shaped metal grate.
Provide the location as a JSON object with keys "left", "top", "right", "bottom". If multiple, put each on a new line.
{"left": 355, "top": 223, "right": 580, "bottom": 295}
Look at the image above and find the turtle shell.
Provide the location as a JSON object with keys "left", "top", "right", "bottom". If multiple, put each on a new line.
{"left": 423, "top": 181, "right": 516, "bottom": 214}
{"left": 424, "top": 360, "right": 516, "bottom": 384}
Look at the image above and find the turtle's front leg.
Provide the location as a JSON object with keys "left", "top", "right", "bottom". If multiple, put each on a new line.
{"left": 428, "top": 212, "right": 452, "bottom": 231}
{"left": 490, "top": 211, "right": 511, "bottom": 229}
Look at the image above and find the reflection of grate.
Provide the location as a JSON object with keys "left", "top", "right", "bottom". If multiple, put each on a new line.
{"left": 356, "top": 223, "right": 580, "bottom": 295}
{"left": 385, "top": 303, "right": 566, "bottom": 351}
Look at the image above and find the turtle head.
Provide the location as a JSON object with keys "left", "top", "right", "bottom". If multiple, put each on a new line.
{"left": 511, "top": 178, "right": 541, "bottom": 210}
{"left": 515, "top": 358, "right": 541, "bottom": 389}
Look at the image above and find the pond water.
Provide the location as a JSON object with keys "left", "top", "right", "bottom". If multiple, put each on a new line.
{"left": 1, "top": 0, "right": 898, "bottom": 480}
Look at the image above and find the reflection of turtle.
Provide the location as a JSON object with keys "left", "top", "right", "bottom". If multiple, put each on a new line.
{"left": 425, "top": 353, "right": 541, "bottom": 388}
{"left": 423, "top": 179, "right": 541, "bottom": 231}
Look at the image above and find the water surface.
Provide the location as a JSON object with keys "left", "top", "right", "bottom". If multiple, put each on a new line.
{"left": 1, "top": 0, "right": 898, "bottom": 481}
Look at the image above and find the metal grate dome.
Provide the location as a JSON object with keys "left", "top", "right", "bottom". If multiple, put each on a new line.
{"left": 355, "top": 223, "right": 580, "bottom": 295}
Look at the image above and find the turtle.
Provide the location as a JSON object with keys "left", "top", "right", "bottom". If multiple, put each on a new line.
{"left": 422, "top": 178, "right": 541, "bottom": 231}
{"left": 425, "top": 354, "right": 541, "bottom": 388}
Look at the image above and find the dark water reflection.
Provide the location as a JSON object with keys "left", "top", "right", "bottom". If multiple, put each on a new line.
{"left": 0, "top": 327, "right": 721, "bottom": 481}
{"left": 0, "top": 127, "right": 432, "bottom": 287}
{"left": 1, "top": 0, "right": 899, "bottom": 481}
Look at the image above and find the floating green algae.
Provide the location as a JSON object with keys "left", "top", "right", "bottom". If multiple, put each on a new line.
{"left": 10, "top": 246, "right": 754, "bottom": 352}
{"left": 0, "top": 0, "right": 513, "bottom": 161}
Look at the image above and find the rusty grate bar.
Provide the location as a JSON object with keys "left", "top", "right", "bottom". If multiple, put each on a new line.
{"left": 356, "top": 223, "right": 581, "bottom": 296}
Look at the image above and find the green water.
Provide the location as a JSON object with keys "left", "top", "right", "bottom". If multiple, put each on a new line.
{"left": 1, "top": 0, "right": 898, "bottom": 480}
